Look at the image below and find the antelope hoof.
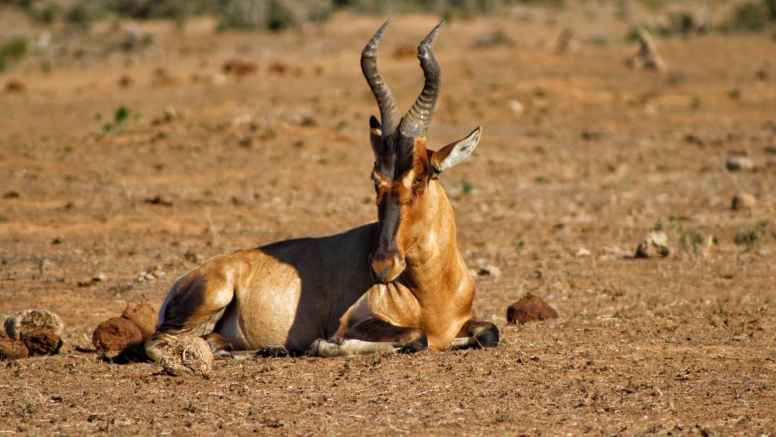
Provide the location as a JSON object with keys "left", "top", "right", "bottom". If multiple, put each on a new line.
{"left": 397, "top": 336, "right": 428, "bottom": 354}
{"left": 308, "top": 338, "right": 344, "bottom": 357}
{"left": 257, "top": 345, "right": 290, "bottom": 358}
{"left": 473, "top": 325, "right": 500, "bottom": 348}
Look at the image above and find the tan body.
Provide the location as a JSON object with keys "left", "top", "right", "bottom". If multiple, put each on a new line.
{"left": 152, "top": 181, "right": 473, "bottom": 355}
{"left": 145, "top": 19, "right": 499, "bottom": 361}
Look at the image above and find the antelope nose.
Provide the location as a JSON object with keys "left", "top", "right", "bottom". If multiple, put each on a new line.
{"left": 370, "top": 255, "right": 406, "bottom": 283}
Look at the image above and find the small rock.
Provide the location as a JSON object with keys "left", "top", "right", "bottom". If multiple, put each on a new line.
{"left": 151, "top": 67, "right": 183, "bottom": 87}
{"left": 4, "top": 79, "right": 26, "bottom": 93}
{"left": 731, "top": 192, "right": 756, "bottom": 210}
{"left": 222, "top": 58, "right": 257, "bottom": 77}
{"left": 160, "top": 336, "right": 213, "bottom": 378}
{"left": 0, "top": 336, "right": 29, "bottom": 360}
{"left": 183, "top": 250, "right": 202, "bottom": 263}
{"left": 635, "top": 231, "right": 671, "bottom": 258}
{"left": 117, "top": 74, "right": 134, "bottom": 88}
{"left": 92, "top": 317, "right": 144, "bottom": 352}
{"left": 121, "top": 299, "right": 158, "bottom": 339}
{"left": 575, "top": 248, "right": 591, "bottom": 257}
{"left": 144, "top": 195, "right": 173, "bottom": 207}
{"left": 5, "top": 309, "right": 64, "bottom": 340}
{"left": 626, "top": 28, "right": 665, "bottom": 71}
{"left": 93, "top": 273, "right": 107, "bottom": 282}
{"left": 507, "top": 293, "right": 559, "bottom": 325}
{"left": 21, "top": 329, "right": 63, "bottom": 356}
{"left": 726, "top": 156, "right": 754, "bottom": 171}
{"left": 392, "top": 44, "right": 415, "bottom": 59}
{"left": 476, "top": 265, "right": 502, "bottom": 279}
{"left": 508, "top": 99, "right": 525, "bottom": 115}
{"left": 554, "top": 27, "right": 577, "bottom": 54}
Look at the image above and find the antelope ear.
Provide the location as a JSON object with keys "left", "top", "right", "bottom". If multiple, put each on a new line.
{"left": 429, "top": 126, "right": 482, "bottom": 174}
{"left": 369, "top": 116, "right": 382, "bottom": 159}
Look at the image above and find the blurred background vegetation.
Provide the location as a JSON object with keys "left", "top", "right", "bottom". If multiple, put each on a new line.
{"left": 0, "top": 0, "right": 773, "bottom": 32}
{"left": 1, "top": 0, "right": 775, "bottom": 72}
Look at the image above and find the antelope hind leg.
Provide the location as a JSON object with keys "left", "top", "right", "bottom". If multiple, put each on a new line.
{"left": 308, "top": 318, "right": 428, "bottom": 357}
{"left": 450, "top": 319, "right": 499, "bottom": 349}
{"left": 144, "top": 271, "right": 235, "bottom": 362}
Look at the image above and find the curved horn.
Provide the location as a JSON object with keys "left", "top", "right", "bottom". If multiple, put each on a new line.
{"left": 362, "top": 18, "right": 402, "bottom": 136}
{"left": 400, "top": 21, "right": 444, "bottom": 139}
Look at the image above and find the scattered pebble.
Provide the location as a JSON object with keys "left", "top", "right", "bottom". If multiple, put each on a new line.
{"left": 473, "top": 261, "right": 502, "bottom": 279}
{"left": 160, "top": 336, "right": 213, "bottom": 378}
{"left": 554, "top": 27, "right": 577, "bottom": 54}
{"left": 222, "top": 58, "right": 257, "bottom": 76}
{"left": 183, "top": 250, "right": 202, "bottom": 263}
{"left": 117, "top": 74, "right": 134, "bottom": 88}
{"left": 731, "top": 192, "right": 756, "bottom": 210}
{"left": 4, "top": 309, "right": 64, "bottom": 340}
{"left": 507, "top": 293, "right": 559, "bottom": 325}
{"left": 575, "top": 248, "right": 591, "bottom": 257}
{"left": 508, "top": 99, "right": 525, "bottom": 115}
{"left": 144, "top": 195, "right": 173, "bottom": 207}
{"left": 635, "top": 231, "right": 671, "bottom": 258}
{"left": 626, "top": 28, "right": 665, "bottom": 71}
{"left": 137, "top": 268, "right": 166, "bottom": 283}
{"left": 4, "top": 79, "right": 26, "bottom": 93}
{"left": 726, "top": 156, "right": 754, "bottom": 171}
{"left": 392, "top": 44, "right": 415, "bottom": 59}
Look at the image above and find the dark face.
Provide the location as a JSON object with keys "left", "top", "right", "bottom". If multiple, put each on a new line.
{"left": 369, "top": 133, "right": 434, "bottom": 283}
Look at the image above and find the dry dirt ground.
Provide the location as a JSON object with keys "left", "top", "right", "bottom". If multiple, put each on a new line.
{"left": 1, "top": 5, "right": 776, "bottom": 436}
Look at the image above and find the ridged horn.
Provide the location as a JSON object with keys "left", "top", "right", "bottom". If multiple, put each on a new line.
{"left": 361, "top": 18, "right": 401, "bottom": 136}
{"left": 400, "top": 21, "right": 444, "bottom": 139}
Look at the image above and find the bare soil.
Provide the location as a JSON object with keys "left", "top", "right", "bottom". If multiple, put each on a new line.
{"left": 1, "top": 6, "right": 775, "bottom": 436}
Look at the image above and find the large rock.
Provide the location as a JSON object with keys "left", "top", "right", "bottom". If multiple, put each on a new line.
{"left": 121, "top": 299, "right": 158, "bottom": 339}
{"left": 4, "top": 309, "right": 64, "bottom": 340}
{"left": 507, "top": 293, "right": 559, "bottom": 325}
{"left": 92, "top": 317, "right": 144, "bottom": 352}
{"left": 21, "top": 329, "right": 63, "bottom": 356}
{"left": 0, "top": 336, "right": 29, "bottom": 360}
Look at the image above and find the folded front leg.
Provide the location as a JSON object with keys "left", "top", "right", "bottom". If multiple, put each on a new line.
{"left": 308, "top": 317, "right": 428, "bottom": 357}
{"left": 449, "top": 319, "right": 499, "bottom": 350}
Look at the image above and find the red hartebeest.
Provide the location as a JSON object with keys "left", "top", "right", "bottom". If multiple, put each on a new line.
{"left": 144, "top": 19, "right": 499, "bottom": 360}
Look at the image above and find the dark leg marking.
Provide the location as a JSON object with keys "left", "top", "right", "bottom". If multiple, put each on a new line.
{"left": 344, "top": 318, "right": 428, "bottom": 353}
{"left": 201, "top": 333, "right": 234, "bottom": 358}
{"left": 256, "top": 345, "right": 291, "bottom": 358}
{"left": 454, "top": 319, "right": 499, "bottom": 349}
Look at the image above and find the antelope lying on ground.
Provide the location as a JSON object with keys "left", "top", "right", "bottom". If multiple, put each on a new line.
{"left": 144, "top": 19, "right": 499, "bottom": 360}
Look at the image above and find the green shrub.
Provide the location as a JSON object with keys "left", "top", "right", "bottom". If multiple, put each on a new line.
{"left": 723, "top": 1, "right": 773, "bottom": 32}
{"left": 0, "top": 38, "right": 28, "bottom": 72}
{"left": 218, "top": 0, "right": 332, "bottom": 32}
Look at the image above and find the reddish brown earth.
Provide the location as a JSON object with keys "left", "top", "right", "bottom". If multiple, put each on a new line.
{"left": 1, "top": 5, "right": 775, "bottom": 435}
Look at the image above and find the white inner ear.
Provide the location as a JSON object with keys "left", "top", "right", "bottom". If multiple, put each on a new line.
{"left": 435, "top": 127, "right": 482, "bottom": 173}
